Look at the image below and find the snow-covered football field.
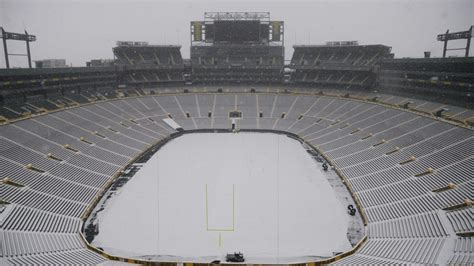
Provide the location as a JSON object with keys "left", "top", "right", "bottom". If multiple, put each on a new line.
{"left": 93, "top": 133, "right": 351, "bottom": 262}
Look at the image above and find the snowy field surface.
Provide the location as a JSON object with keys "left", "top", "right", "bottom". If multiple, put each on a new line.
{"left": 93, "top": 133, "right": 351, "bottom": 262}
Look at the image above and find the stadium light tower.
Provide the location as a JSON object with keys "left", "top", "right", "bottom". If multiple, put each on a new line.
{"left": 0, "top": 27, "right": 37, "bottom": 68}
{"left": 437, "top": 25, "right": 473, "bottom": 58}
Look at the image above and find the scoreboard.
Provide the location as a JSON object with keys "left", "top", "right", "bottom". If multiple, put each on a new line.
{"left": 191, "top": 13, "right": 283, "bottom": 44}
{"left": 214, "top": 21, "right": 260, "bottom": 42}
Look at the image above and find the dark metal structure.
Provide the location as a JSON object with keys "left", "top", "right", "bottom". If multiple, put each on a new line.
{"left": 437, "top": 26, "right": 473, "bottom": 58}
{"left": 0, "top": 27, "right": 36, "bottom": 69}
{"left": 190, "top": 12, "right": 284, "bottom": 84}
{"left": 377, "top": 57, "right": 474, "bottom": 108}
{"left": 290, "top": 43, "right": 392, "bottom": 89}
{"left": 112, "top": 42, "right": 184, "bottom": 87}
{"left": 1, "top": 13, "right": 473, "bottom": 115}
{"left": 191, "top": 12, "right": 283, "bottom": 45}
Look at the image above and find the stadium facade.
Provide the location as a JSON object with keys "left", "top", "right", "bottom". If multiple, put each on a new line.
{"left": 0, "top": 12, "right": 473, "bottom": 265}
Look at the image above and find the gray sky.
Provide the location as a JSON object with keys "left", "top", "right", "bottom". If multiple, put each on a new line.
{"left": 1, "top": 0, "right": 473, "bottom": 67}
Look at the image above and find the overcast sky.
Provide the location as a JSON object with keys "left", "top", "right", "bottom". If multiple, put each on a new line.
{"left": 1, "top": 0, "right": 473, "bottom": 67}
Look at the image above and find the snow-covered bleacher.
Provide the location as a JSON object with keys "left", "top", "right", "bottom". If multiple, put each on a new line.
{"left": 0, "top": 89, "right": 472, "bottom": 264}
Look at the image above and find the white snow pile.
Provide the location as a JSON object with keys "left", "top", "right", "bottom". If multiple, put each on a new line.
{"left": 93, "top": 133, "right": 351, "bottom": 262}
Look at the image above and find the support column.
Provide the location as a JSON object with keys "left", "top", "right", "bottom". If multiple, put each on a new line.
{"left": 443, "top": 30, "right": 449, "bottom": 58}
{"left": 465, "top": 26, "right": 472, "bottom": 57}
{"left": 2, "top": 28, "right": 9, "bottom": 69}
{"left": 25, "top": 31, "right": 32, "bottom": 68}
